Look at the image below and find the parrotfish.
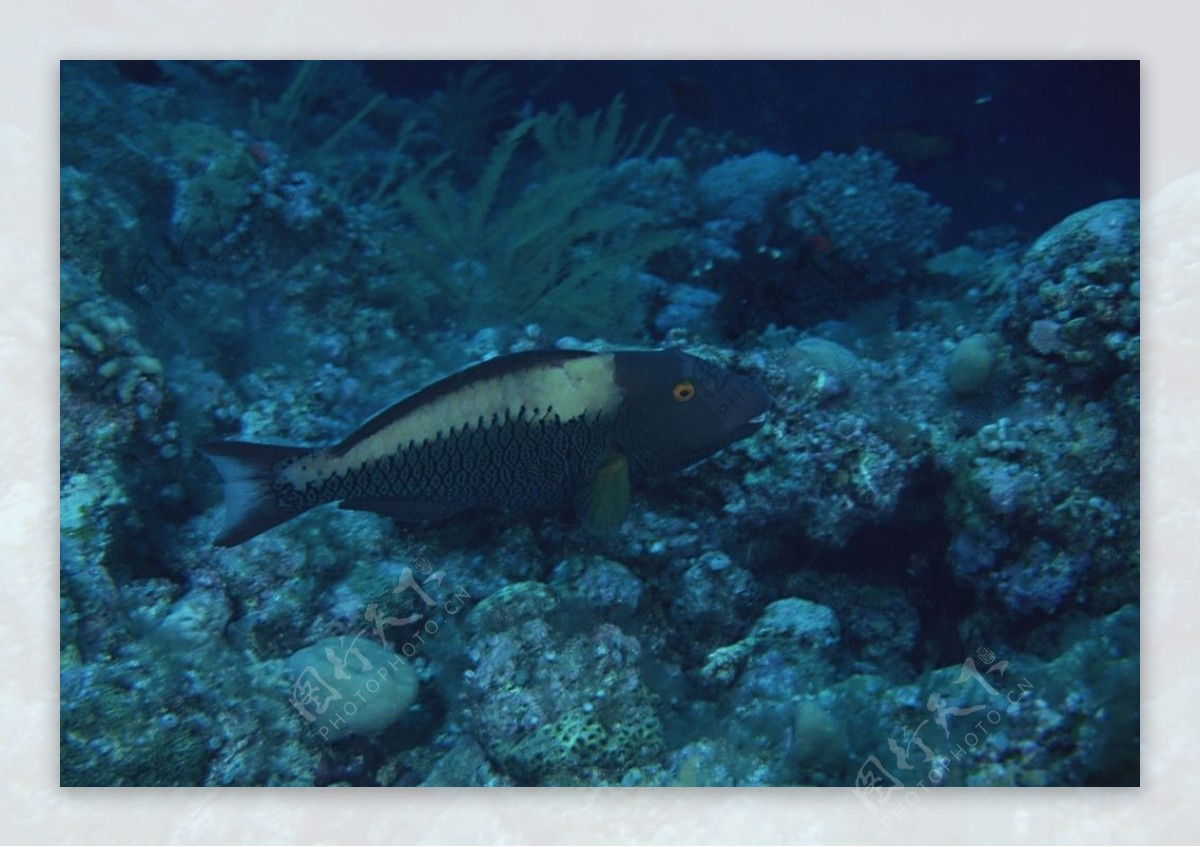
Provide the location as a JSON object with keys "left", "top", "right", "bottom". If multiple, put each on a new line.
{"left": 202, "top": 348, "right": 770, "bottom": 547}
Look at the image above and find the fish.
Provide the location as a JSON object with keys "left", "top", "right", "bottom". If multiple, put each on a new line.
{"left": 202, "top": 348, "right": 770, "bottom": 547}
{"left": 861, "top": 124, "right": 967, "bottom": 172}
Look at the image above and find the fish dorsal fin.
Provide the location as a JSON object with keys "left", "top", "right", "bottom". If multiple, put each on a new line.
{"left": 576, "top": 452, "right": 631, "bottom": 535}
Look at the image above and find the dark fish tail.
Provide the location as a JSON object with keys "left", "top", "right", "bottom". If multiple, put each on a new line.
{"left": 201, "top": 441, "right": 309, "bottom": 547}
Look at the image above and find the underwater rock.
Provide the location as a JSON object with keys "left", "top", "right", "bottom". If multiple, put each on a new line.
{"left": 1008, "top": 198, "right": 1140, "bottom": 388}
{"left": 286, "top": 637, "right": 419, "bottom": 741}
{"left": 945, "top": 333, "right": 996, "bottom": 395}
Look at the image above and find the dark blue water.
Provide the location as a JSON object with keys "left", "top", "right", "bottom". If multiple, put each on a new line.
{"left": 357, "top": 59, "right": 1139, "bottom": 241}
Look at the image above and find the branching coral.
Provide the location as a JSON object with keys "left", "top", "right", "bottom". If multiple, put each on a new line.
{"left": 533, "top": 94, "right": 671, "bottom": 172}
{"left": 386, "top": 96, "right": 680, "bottom": 340}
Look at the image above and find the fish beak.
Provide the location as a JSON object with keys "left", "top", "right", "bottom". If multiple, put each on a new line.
{"left": 733, "top": 410, "right": 769, "bottom": 440}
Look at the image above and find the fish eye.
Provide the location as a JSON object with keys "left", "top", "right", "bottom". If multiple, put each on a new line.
{"left": 672, "top": 380, "right": 695, "bottom": 402}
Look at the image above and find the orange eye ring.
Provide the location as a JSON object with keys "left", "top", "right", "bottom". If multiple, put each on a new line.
{"left": 672, "top": 380, "right": 696, "bottom": 402}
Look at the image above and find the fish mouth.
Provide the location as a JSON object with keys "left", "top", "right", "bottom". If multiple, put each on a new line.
{"left": 732, "top": 410, "right": 769, "bottom": 439}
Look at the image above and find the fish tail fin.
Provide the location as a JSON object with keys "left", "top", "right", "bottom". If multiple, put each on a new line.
{"left": 201, "top": 441, "right": 308, "bottom": 547}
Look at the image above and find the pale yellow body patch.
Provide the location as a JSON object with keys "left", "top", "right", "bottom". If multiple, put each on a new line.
{"left": 281, "top": 354, "right": 622, "bottom": 489}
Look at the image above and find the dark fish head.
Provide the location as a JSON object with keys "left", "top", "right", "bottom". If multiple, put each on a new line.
{"left": 612, "top": 349, "right": 771, "bottom": 476}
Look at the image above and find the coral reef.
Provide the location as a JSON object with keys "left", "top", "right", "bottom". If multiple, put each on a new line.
{"left": 787, "top": 148, "right": 951, "bottom": 286}
{"left": 461, "top": 582, "right": 663, "bottom": 784}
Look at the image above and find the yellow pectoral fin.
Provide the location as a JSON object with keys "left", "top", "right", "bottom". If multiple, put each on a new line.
{"left": 576, "top": 453, "right": 631, "bottom": 535}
